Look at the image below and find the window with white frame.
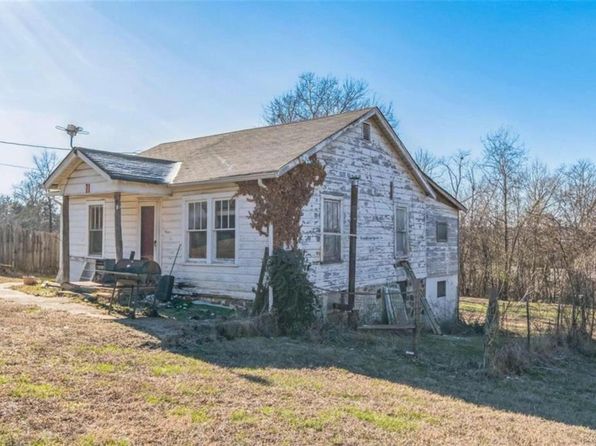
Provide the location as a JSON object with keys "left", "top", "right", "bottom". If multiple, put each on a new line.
{"left": 88, "top": 204, "right": 103, "bottom": 256}
{"left": 322, "top": 197, "right": 342, "bottom": 263}
{"left": 214, "top": 199, "right": 235, "bottom": 260}
{"left": 186, "top": 198, "right": 236, "bottom": 263}
{"left": 187, "top": 201, "right": 208, "bottom": 259}
{"left": 395, "top": 206, "right": 408, "bottom": 256}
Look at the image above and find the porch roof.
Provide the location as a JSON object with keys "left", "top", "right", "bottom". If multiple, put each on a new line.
{"left": 75, "top": 148, "right": 179, "bottom": 185}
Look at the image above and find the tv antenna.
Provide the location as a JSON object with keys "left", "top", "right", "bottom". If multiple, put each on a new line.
{"left": 55, "top": 124, "right": 89, "bottom": 148}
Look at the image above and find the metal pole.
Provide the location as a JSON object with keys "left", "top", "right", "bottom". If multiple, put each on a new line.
{"left": 348, "top": 176, "right": 359, "bottom": 310}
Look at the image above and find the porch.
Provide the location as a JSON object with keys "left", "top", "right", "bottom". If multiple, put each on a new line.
{"left": 61, "top": 192, "right": 167, "bottom": 283}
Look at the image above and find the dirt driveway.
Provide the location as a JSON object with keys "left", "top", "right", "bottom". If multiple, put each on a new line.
{"left": 0, "top": 283, "right": 118, "bottom": 320}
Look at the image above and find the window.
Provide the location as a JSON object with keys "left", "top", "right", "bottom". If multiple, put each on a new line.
{"left": 437, "top": 280, "right": 447, "bottom": 298}
{"left": 322, "top": 198, "right": 341, "bottom": 263}
{"left": 214, "top": 199, "right": 235, "bottom": 260}
{"left": 187, "top": 201, "right": 208, "bottom": 259}
{"left": 88, "top": 204, "right": 103, "bottom": 256}
{"left": 362, "top": 122, "right": 371, "bottom": 141}
{"left": 395, "top": 206, "right": 408, "bottom": 256}
{"left": 186, "top": 198, "right": 236, "bottom": 263}
{"left": 436, "top": 222, "right": 448, "bottom": 242}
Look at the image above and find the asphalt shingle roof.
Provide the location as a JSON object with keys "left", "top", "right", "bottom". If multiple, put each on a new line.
{"left": 140, "top": 108, "right": 373, "bottom": 184}
{"left": 77, "top": 148, "right": 179, "bottom": 184}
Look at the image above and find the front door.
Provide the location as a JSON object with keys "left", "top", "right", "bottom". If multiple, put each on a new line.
{"left": 140, "top": 205, "right": 156, "bottom": 260}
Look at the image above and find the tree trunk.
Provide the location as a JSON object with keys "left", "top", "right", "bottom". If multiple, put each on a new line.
{"left": 483, "top": 287, "right": 500, "bottom": 371}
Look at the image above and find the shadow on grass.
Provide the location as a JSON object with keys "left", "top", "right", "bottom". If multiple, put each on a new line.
{"left": 119, "top": 318, "right": 596, "bottom": 430}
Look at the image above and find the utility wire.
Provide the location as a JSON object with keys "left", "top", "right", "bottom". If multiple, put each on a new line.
{"left": 0, "top": 140, "right": 71, "bottom": 151}
{"left": 0, "top": 162, "right": 30, "bottom": 170}
{"left": 0, "top": 139, "right": 138, "bottom": 155}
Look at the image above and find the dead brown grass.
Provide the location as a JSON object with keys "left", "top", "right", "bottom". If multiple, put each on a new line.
{"left": 0, "top": 274, "right": 55, "bottom": 285}
{"left": 0, "top": 299, "right": 594, "bottom": 445}
{"left": 0, "top": 274, "right": 21, "bottom": 284}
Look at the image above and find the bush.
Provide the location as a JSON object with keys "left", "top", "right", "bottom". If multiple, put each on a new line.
{"left": 491, "top": 342, "right": 530, "bottom": 376}
{"left": 267, "top": 249, "right": 320, "bottom": 335}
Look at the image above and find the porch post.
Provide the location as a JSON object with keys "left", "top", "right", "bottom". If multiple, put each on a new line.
{"left": 114, "top": 192, "right": 123, "bottom": 261}
{"left": 60, "top": 195, "right": 70, "bottom": 284}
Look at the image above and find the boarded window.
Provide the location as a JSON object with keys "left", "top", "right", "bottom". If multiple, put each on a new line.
{"left": 88, "top": 205, "right": 103, "bottom": 256}
{"left": 362, "top": 122, "right": 371, "bottom": 141}
{"left": 395, "top": 206, "right": 408, "bottom": 255}
{"left": 214, "top": 199, "right": 235, "bottom": 260}
{"left": 436, "top": 222, "right": 448, "bottom": 242}
{"left": 188, "top": 201, "right": 208, "bottom": 259}
{"left": 322, "top": 198, "right": 341, "bottom": 263}
{"left": 437, "top": 280, "right": 447, "bottom": 298}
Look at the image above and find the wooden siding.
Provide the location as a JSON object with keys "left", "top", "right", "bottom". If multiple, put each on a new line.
{"left": 300, "top": 118, "right": 460, "bottom": 321}
{"left": 426, "top": 199, "right": 459, "bottom": 278}
{"left": 65, "top": 178, "right": 267, "bottom": 298}
{"left": 157, "top": 188, "right": 267, "bottom": 299}
{"left": 61, "top": 119, "right": 460, "bottom": 319}
{"left": 63, "top": 163, "right": 106, "bottom": 196}
{"left": 300, "top": 119, "right": 429, "bottom": 288}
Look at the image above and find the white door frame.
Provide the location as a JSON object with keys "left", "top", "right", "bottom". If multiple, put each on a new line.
{"left": 138, "top": 200, "right": 160, "bottom": 263}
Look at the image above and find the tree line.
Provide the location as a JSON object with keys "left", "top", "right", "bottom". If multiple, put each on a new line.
{"left": 415, "top": 130, "right": 595, "bottom": 339}
{"left": 0, "top": 151, "right": 59, "bottom": 233}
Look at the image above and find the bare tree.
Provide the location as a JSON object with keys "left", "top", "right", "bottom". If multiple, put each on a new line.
{"left": 440, "top": 150, "right": 474, "bottom": 201}
{"left": 264, "top": 72, "right": 398, "bottom": 127}
{"left": 413, "top": 148, "right": 441, "bottom": 178}
{"left": 13, "top": 150, "right": 59, "bottom": 232}
{"left": 482, "top": 129, "right": 527, "bottom": 300}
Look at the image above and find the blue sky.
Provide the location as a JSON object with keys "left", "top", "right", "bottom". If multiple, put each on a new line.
{"left": 0, "top": 2, "right": 594, "bottom": 193}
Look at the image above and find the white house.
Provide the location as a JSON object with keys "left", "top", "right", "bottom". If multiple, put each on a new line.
{"left": 44, "top": 108, "right": 465, "bottom": 322}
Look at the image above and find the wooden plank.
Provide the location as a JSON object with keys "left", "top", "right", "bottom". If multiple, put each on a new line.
{"left": 383, "top": 287, "right": 398, "bottom": 324}
{"left": 359, "top": 324, "right": 415, "bottom": 331}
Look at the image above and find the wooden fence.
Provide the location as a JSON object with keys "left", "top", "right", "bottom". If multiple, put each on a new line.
{"left": 0, "top": 225, "right": 59, "bottom": 275}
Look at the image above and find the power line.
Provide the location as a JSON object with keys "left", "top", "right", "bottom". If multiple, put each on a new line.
{"left": 0, "top": 162, "right": 30, "bottom": 170}
{"left": 0, "top": 140, "right": 71, "bottom": 151}
{"left": 0, "top": 139, "right": 137, "bottom": 154}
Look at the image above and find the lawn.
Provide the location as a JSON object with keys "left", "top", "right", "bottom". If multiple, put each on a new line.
{"left": 0, "top": 298, "right": 594, "bottom": 445}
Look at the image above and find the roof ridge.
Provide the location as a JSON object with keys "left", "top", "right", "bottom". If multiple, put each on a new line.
{"left": 144, "top": 107, "right": 375, "bottom": 152}
{"left": 76, "top": 147, "right": 177, "bottom": 164}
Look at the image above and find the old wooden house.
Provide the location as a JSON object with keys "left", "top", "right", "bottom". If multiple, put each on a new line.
{"left": 44, "top": 108, "right": 465, "bottom": 322}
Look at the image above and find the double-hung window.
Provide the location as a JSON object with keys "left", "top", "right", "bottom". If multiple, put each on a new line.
{"left": 188, "top": 201, "right": 208, "bottom": 259}
{"left": 186, "top": 198, "right": 236, "bottom": 263}
{"left": 436, "top": 222, "right": 448, "bottom": 242}
{"left": 214, "top": 199, "right": 235, "bottom": 260}
{"left": 88, "top": 204, "right": 103, "bottom": 257}
{"left": 395, "top": 206, "right": 408, "bottom": 256}
{"left": 322, "top": 197, "right": 342, "bottom": 263}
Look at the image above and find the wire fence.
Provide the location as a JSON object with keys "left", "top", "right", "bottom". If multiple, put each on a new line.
{"left": 459, "top": 296, "right": 596, "bottom": 340}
